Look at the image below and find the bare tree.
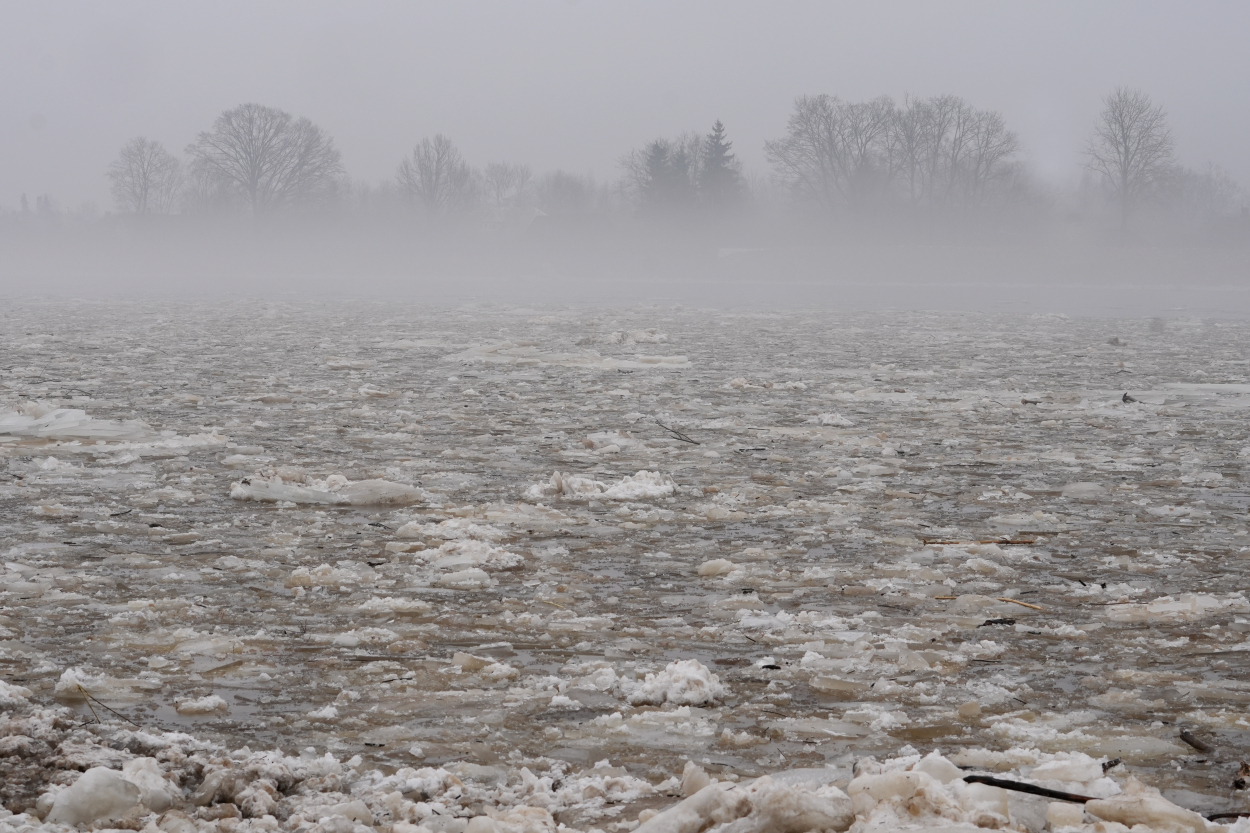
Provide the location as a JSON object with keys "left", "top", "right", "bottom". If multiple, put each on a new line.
{"left": 185, "top": 103, "right": 343, "bottom": 214}
{"left": 396, "top": 135, "right": 478, "bottom": 215}
{"left": 883, "top": 95, "right": 1020, "bottom": 212}
{"left": 482, "top": 162, "right": 532, "bottom": 208}
{"left": 960, "top": 109, "right": 1020, "bottom": 203}
{"left": 107, "top": 137, "right": 183, "bottom": 214}
{"left": 1085, "top": 87, "right": 1174, "bottom": 230}
{"left": 181, "top": 155, "right": 241, "bottom": 215}
{"left": 764, "top": 94, "right": 894, "bottom": 212}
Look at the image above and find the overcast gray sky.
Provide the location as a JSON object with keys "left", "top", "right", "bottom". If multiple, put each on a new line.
{"left": 3, "top": 0, "right": 1247, "bottom": 211}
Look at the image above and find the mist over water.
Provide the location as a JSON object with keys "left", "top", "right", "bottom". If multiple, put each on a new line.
{"left": 3, "top": 5, "right": 1250, "bottom": 833}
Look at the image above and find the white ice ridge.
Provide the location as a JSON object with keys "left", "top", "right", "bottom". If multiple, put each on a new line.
{"left": 443, "top": 340, "right": 691, "bottom": 368}
{"left": 230, "top": 471, "right": 427, "bottom": 506}
{"left": 526, "top": 469, "right": 676, "bottom": 500}
{"left": 0, "top": 406, "right": 155, "bottom": 442}
{"left": 5, "top": 667, "right": 1241, "bottom": 833}
{"left": 0, "top": 403, "right": 226, "bottom": 453}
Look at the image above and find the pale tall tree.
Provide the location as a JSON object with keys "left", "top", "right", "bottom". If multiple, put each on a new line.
{"left": 107, "top": 137, "right": 183, "bottom": 214}
{"left": 396, "top": 135, "right": 478, "bottom": 215}
{"left": 482, "top": 162, "right": 532, "bottom": 208}
{"left": 1085, "top": 87, "right": 1175, "bottom": 229}
{"left": 186, "top": 103, "right": 343, "bottom": 213}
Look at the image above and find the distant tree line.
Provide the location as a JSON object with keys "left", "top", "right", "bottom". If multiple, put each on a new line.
{"left": 765, "top": 94, "right": 1024, "bottom": 216}
{"left": 10, "top": 89, "right": 1248, "bottom": 242}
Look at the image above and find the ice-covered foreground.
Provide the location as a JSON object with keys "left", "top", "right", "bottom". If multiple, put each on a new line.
{"left": 2, "top": 300, "right": 1250, "bottom": 833}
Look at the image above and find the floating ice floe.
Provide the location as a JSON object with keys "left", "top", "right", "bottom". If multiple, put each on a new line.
{"left": 42, "top": 766, "right": 142, "bottom": 826}
{"left": 697, "top": 558, "right": 740, "bottom": 576}
{"left": 1103, "top": 593, "right": 1249, "bottom": 623}
{"left": 626, "top": 659, "right": 725, "bottom": 707}
{"left": 436, "top": 567, "right": 495, "bottom": 589}
{"left": 526, "top": 469, "right": 676, "bottom": 501}
{"left": 0, "top": 405, "right": 156, "bottom": 442}
{"left": 359, "top": 596, "right": 433, "bottom": 615}
{"left": 987, "top": 510, "right": 1064, "bottom": 529}
{"left": 604, "top": 328, "right": 669, "bottom": 344}
{"left": 230, "top": 471, "right": 427, "bottom": 505}
{"left": 443, "top": 341, "right": 691, "bottom": 369}
{"left": 809, "top": 412, "right": 856, "bottom": 427}
{"left": 395, "top": 517, "right": 506, "bottom": 541}
{"left": 0, "top": 404, "right": 224, "bottom": 453}
{"left": 174, "top": 694, "right": 229, "bottom": 716}
{"left": 415, "top": 539, "right": 524, "bottom": 572}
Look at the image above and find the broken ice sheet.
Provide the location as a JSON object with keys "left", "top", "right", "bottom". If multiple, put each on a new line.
{"left": 2, "top": 301, "right": 1250, "bottom": 830}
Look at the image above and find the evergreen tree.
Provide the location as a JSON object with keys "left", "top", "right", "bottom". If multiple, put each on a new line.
{"left": 698, "top": 120, "right": 743, "bottom": 207}
{"left": 636, "top": 138, "right": 699, "bottom": 216}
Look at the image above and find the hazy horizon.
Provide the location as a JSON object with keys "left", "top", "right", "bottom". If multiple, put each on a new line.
{"left": 5, "top": 1, "right": 1249, "bottom": 211}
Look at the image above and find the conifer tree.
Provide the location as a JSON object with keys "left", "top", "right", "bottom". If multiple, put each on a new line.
{"left": 698, "top": 120, "right": 743, "bottom": 207}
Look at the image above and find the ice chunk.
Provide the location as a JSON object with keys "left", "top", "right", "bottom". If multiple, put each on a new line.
{"left": 810, "top": 412, "right": 855, "bottom": 427}
{"left": 1085, "top": 776, "right": 1213, "bottom": 832}
{"left": 287, "top": 563, "right": 376, "bottom": 588}
{"left": 329, "top": 627, "right": 399, "bottom": 647}
{"left": 0, "top": 679, "right": 32, "bottom": 709}
{"left": 451, "top": 652, "right": 493, "bottom": 672}
{"left": 396, "top": 517, "right": 505, "bottom": 541}
{"left": 636, "top": 777, "right": 852, "bottom": 833}
{"left": 604, "top": 470, "right": 677, "bottom": 499}
{"left": 44, "top": 766, "right": 141, "bottom": 826}
{"left": 728, "top": 776, "right": 853, "bottom": 833}
{"left": 231, "top": 472, "right": 427, "bottom": 505}
{"left": 360, "top": 596, "right": 433, "bottom": 614}
{"left": 175, "top": 694, "right": 230, "bottom": 715}
{"left": 436, "top": 568, "right": 495, "bottom": 589}
{"left": 324, "top": 800, "right": 373, "bottom": 825}
{"left": 634, "top": 783, "right": 750, "bottom": 833}
{"left": 53, "top": 667, "right": 105, "bottom": 703}
{"left": 697, "top": 559, "right": 739, "bottom": 576}
{"left": 336, "top": 479, "right": 429, "bottom": 505}
{"left": 422, "top": 539, "right": 523, "bottom": 571}
{"left": 1060, "top": 482, "right": 1105, "bottom": 498}
{"left": 1104, "top": 593, "right": 1249, "bottom": 623}
{"left": 121, "top": 757, "right": 176, "bottom": 812}
{"left": 526, "top": 469, "right": 676, "bottom": 501}
{"left": 627, "top": 659, "right": 725, "bottom": 706}
{"left": 1046, "top": 801, "right": 1086, "bottom": 828}
{"left": 680, "top": 761, "right": 713, "bottom": 797}
{"left": 1028, "top": 752, "right": 1106, "bottom": 785}
{"left": 912, "top": 752, "right": 963, "bottom": 784}
{"left": 0, "top": 406, "right": 156, "bottom": 442}
{"left": 444, "top": 341, "right": 690, "bottom": 369}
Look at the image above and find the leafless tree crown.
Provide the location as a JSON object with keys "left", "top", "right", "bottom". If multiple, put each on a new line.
{"left": 1085, "top": 87, "right": 1175, "bottom": 228}
{"left": 482, "top": 162, "right": 533, "bottom": 209}
{"left": 766, "top": 94, "right": 1019, "bottom": 214}
{"left": 185, "top": 103, "right": 343, "bottom": 214}
{"left": 396, "top": 135, "right": 479, "bottom": 216}
{"left": 107, "top": 137, "right": 183, "bottom": 214}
